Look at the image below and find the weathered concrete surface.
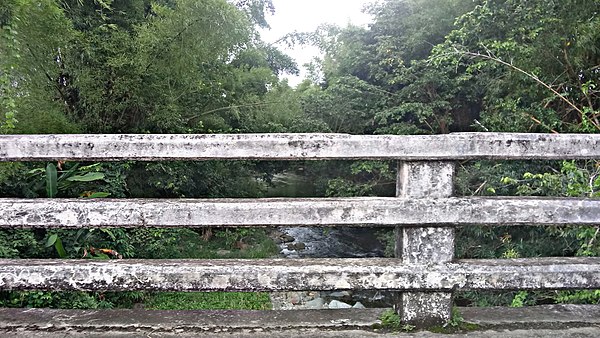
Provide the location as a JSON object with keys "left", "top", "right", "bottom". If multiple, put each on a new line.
{"left": 460, "top": 304, "right": 600, "bottom": 328}
{"left": 2, "top": 306, "right": 600, "bottom": 337}
{"left": 3, "top": 133, "right": 600, "bottom": 161}
{"left": 396, "top": 161, "right": 455, "bottom": 199}
{"left": 396, "top": 162, "right": 455, "bottom": 327}
{"left": 1, "top": 257, "right": 599, "bottom": 291}
{"left": 400, "top": 292, "right": 453, "bottom": 328}
{"left": 400, "top": 227, "right": 456, "bottom": 263}
{"left": 395, "top": 163, "right": 456, "bottom": 262}
{"left": 3, "top": 197, "right": 600, "bottom": 228}
{"left": 0, "top": 308, "right": 385, "bottom": 331}
{"left": 3, "top": 328, "right": 600, "bottom": 338}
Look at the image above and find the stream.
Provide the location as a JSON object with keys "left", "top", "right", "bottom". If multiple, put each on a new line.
{"left": 266, "top": 171, "right": 385, "bottom": 258}
{"left": 266, "top": 171, "right": 394, "bottom": 308}
{"left": 278, "top": 226, "right": 385, "bottom": 259}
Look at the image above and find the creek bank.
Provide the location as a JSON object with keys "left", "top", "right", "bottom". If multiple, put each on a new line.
{"left": 270, "top": 291, "right": 368, "bottom": 310}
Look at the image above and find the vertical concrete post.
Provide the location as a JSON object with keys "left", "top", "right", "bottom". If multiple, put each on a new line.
{"left": 395, "top": 161, "right": 455, "bottom": 327}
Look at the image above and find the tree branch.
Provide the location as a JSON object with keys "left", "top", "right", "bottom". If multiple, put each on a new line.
{"left": 443, "top": 48, "right": 598, "bottom": 131}
{"left": 186, "top": 100, "right": 286, "bottom": 124}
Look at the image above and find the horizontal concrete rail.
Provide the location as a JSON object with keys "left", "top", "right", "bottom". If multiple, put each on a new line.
{"left": 2, "top": 133, "right": 600, "bottom": 161}
{"left": 3, "top": 305, "right": 600, "bottom": 337}
{"left": 3, "top": 306, "right": 600, "bottom": 337}
{"left": 1, "top": 257, "right": 599, "bottom": 291}
{"left": 2, "top": 197, "right": 600, "bottom": 228}
{"left": 0, "top": 308, "right": 387, "bottom": 332}
{"left": 2, "top": 305, "right": 600, "bottom": 337}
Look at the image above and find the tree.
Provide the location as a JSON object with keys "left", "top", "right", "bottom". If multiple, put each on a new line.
{"left": 433, "top": 0, "right": 600, "bottom": 132}
{"left": 1, "top": 0, "right": 80, "bottom": 134}
{"left": 2, "top": 0, "right": 305, "bottom": 134}
{"left": 295, "top": 0, "right": 477, "bottom": 135}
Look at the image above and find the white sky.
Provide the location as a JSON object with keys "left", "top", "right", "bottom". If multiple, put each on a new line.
{"left": 259, "top": 0, "right": 375, "bottom": 85}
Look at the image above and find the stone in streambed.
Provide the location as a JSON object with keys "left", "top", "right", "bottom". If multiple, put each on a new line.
{"left": 305, "top": 298, "right": 326, "bottom": 309}
{"left": 327, "top": 300, "right": 352, "bottom": 309}
{"left": 328, "top": 291, "right": 352, "bottom": 298}
{"left": 286, "top": 242, "right": 306, "bottom": 251}
{"left": 279, "top": 234, "right": 295, "bottom": 243}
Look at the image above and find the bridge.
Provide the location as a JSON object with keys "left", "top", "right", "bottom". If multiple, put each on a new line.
{"left": 1, "top": 133, "right": 600, "bottom": 337}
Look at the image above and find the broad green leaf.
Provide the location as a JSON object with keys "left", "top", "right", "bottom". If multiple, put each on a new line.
{"left": 66, "top": 172, "right": 105, "bottom": 182}
{"left": 54, "top": 237, "right": 67, "bottom": 258}
{"left": 78, "top": 163, "right": 103, "bottom": 171}
{"left": 57, "top": 162, "right": 80, "bottom": 182}
{"left": 45, "top": 163, "right": 58, "bottom": 198}
{"left": 75, "top": 228, "right": 86, "bottom": 242}
{"left": 27, "top": 168, "right": 45, "bottom": 175}
{"left": 45, "top": 234, "right": 58, "bottom": 247}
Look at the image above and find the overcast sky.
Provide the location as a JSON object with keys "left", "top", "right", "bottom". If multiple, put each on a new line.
{"left": 259, "top": 0, "right": 375, "bottom": 85}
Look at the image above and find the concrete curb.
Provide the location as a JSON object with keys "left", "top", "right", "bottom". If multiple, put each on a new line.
{"left": 1, "top": 305, "right": 600, "bottom": 337}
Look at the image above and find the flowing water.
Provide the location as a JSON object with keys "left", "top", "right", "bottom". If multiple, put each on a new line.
{"left": 266, "top": 171, "right": 385, "bottom": 259}
{"left": 266, "top": 171, "right": 393, "bottom": 307}
{"left": 278, "top": 226, "right": 385, "bottom": 258}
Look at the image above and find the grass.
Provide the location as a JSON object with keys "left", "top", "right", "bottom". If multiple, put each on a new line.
{"left": 375, "top": 309, "right": 416, "bottom": 332}
{"left": 189, "top": 230, "right": 280, "bottom": 259}
{"left": 428, "top": 308, "right": 480, "bottom": 334}
{"left": 375, "top": 308, "right": 480, "bottom": 334}
{"left": 140, "top": 228, "right": 279, "bottom": 311}
{"left": 145, "top": 292, "right": 272, "bottom": 310}
{"left": 138, "top": 228, "right": 280, "bottom": 259}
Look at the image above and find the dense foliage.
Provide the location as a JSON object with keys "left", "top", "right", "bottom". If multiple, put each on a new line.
{"left": 294, "top": 0, "right": 600, "bottom": 306}
{"left": 1, "top": 0, "right": 600, "bottom": 309}
{"left": 0, "top": 0, "right": 300, "bottom": 309}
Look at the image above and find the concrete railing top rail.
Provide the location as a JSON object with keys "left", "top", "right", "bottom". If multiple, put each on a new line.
{"left": 2, "top": 132, "right": 600, "bottom": 161}
{"left": 1, "top": 132, "right": 600, "bottom": 330}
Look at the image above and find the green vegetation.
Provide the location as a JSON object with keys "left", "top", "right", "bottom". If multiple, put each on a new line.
{"left": 377, "top": 309, "right": 415, "bottom": 332}
{"left": 376, "top": 308, "right": 479, "bottom": 333}
{"left": 145, "top": 292, "right": 271, "bottom": 310}
{"left": 429, "top": 308, "right": 480, "bottom": 334}
{"left": 292, "top": 0, "right": 600, "bottom": 308}
{"left": 1, "top": 0, "right": 600, "bottom": 312}
{"left": 0, "top": 227, "right": 278, "bottom": 309}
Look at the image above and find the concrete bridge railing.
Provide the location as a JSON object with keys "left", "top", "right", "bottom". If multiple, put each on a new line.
{"left": 1, "top": 132, "right": 600, "bottom": 329}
